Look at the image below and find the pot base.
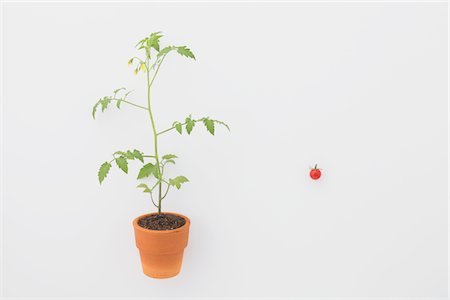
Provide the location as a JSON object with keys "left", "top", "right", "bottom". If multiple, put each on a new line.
{"left": 139, "top": 251, "right": 185, "bottom": 278}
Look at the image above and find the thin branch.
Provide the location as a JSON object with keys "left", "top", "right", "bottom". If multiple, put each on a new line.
{"left": 150, "top": 180, "right": 161, "bottom": 191}
{"left": 149, "top": 191, "right": 158, "bottom": 208}
{"left": 157, "top": 126, "right": 177, "bottom": 136}
{"left": 131, "top": 56, "right": 144, "bottom": 63}
{"left": 108, "top": 98, "right": 148, "bottom": 111}
{"left": 149, "top": 55, "right": 167, "bottom": 87}
{"left": 161, "top": 183, "right": 170, "bottom": 200}
{"left": 158, "top": 164, "right": 171, "bottom": 186}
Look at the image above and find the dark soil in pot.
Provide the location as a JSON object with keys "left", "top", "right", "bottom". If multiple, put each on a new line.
{"left": 138, "top": 213, "right": 186, "bottom": 230}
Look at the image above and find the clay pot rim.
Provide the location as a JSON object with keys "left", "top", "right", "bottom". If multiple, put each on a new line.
{"left": 133, "top": 212, "right": 190, "bottom": 234}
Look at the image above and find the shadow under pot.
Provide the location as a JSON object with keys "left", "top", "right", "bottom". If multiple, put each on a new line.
{"left": 132, "top": 212, "right": 190, "bottom": 278}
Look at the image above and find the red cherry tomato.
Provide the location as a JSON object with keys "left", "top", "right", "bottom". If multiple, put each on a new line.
{"left": 310, "top": 164, "right": 321, "bottom": 180}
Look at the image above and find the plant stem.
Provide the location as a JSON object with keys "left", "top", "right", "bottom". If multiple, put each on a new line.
{"left": 146, "top": 59, "right": 163, "bottom": 214}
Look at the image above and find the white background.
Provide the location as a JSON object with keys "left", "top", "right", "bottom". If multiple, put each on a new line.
{"left": 2, "top": 2, "right": 448, "bottom": 299}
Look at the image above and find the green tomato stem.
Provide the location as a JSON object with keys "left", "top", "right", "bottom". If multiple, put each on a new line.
{"left": 146, "top": 59, "right": 163, "bottom": 213}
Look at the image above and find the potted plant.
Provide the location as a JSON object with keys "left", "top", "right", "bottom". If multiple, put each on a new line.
{"left": 92, "top": 32, "right": 229, "bottom": 278}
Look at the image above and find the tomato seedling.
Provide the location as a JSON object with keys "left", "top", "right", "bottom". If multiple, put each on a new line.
{"left": 93, "top": 32, "right": 229, "bottom": 213}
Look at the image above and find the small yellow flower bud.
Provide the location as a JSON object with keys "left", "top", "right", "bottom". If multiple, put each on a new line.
{"left": 128, "top": 58, "right": 133, "bottom": 66}
{"left": 141, "top": 63, "right": 147, "bottom": 71}
{"left": 134, "top": 68, "right": 138, "bottom": 75}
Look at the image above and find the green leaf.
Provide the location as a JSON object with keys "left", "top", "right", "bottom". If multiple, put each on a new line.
{"left": 124, "top": 90, "right": 133, "bottom": 98}
{"left": 153, "top": 166, "right": 161, "bottom": 179}
{"left": 116, "top": 100, "right": 122, "bottom": 109}
{"left": 203, "top": 118, "right": 215, "bottom": 135}
{"left": 135, "top": 38, "right": 146, "bottom": 48}
{"left": 185, "top": 117, "right": 195, "bottom": 134}
{"left": 176, "top": 46, "right": 196, "bottom": 60}
{"left": 157, "top": 46, "right": 174, "bottom": 58}
{"left": 148, "top": 32, "right": 163, "bottom": 52}
{"left": 98, "top": 162, "right": 112, "bottom": 184}
{"left": 137, "top": 183, "right": 152, "bottom": 193}
{"left": 133, "top": 149, "right": 144, "bottom": 163}
{"left": 165, "top": 159, "right": 176, "bottom": 165}
{"left": 92, "top": 97, "right": 111, "bottom": 117}
{"left": 169, "top": 176, "right": 189, "bottom": 189}
{"left": 162, "top": 154, "right": 177, "bottom": 165}
{"left": 137, "top": 163, "right": 155, "bottom": 179}
{"left": 125, "top": 150, "right": 135, "bottom": 160}
{"left": 100, "top": 97, "right": 110, "bottom": 112}
{"left": 115, "top": 156, "right": 128, "bottom": 174}
{"left": 162, "top": 154, "right": 178, "bottom": 160}
{"left": 175, "top": 122, "right": 182, "bottom": 134}
{"left": 215, "top": 120, "right": 230, "bottom": 131}
{"left": 113, "top": 87, "right": 125, "bottom": 94}
{"left": 92, "top": 102, "right": 100, "bottom": 119}
{"left": 114, "top": 151, "right": 125, "bottom": 156}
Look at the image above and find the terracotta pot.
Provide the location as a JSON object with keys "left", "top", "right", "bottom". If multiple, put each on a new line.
{"left": 132, "top": 212, "right": 190, "bottom": 279}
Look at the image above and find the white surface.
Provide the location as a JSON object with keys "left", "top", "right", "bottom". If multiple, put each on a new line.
{"left": 2, "top": 2, "right": 448, "bottom": 299}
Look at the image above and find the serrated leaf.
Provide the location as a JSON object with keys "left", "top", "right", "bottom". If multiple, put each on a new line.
{"left": 149, "top": 32, "right": 163, "bottom": 52}
{"left": 165, "top": 159, "right": 176, "bottom": 165}
{"left": 100, "top": 98, "right": 110, "bottom": 112}
{"left": 162, "top": 154, "right": 178, "bottom": 160}
{"left": 137, "top": 183, "right": 152, "bottom": 193}
{"left": 125, "top": 150, "right": 135, "bottom": 160}
{"left": 98, "top": 162, "right": 112, "bottom": 184}
{"left": 115, "top": 156, "right": 128, "bottom": 174}
{"left": 185, "top": 117, "right": 195, "bottom": 134}
{"left": 203, "top": 118, "right": 215, "bottom": 135}
{"left": 175, "top": 122, "right": 182, "bottom": 134}
{"left": 137, "top": 163, "right": 155, "bottom": 179}
{"left": 114, "top": 151, "right": 125, "bottom": 156}
{"left": 176, "top": 46, "right": 196, "bottom": 60}
{"left": 133, "top": 149, "right": 144, "bottom": 162}
{"left": 169, "top": 176, "right": 189, "bottom": 189}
